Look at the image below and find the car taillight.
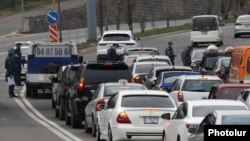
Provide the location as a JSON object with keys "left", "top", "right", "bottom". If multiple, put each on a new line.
{"left": 28, "top": 54, "right": 34, "bottom": 59}
{"left": 77, "top": 78, "right": 85, "bottom": 93}
{"left": 235, "top": 23, "right": 242, "bottom": 26}
{"left": 177, "top": 92, "right": 184, "bottom": 102}
{"left": 117, "top": 112, "right": 131, "bottom": 124}
{"left": 96, "top": 99, "right": 105, "bottom": 112}
{"left": 133, "top": 76, "right": 142, "bottom": 83}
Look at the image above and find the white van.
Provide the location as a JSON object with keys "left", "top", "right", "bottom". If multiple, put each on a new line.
{"left": 191, "top": 15, "right": 223, "bottom": 46}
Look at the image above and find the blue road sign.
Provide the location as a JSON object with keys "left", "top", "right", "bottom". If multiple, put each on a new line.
{"left": 46, "top": 10, "right": 59, "bottom": 24}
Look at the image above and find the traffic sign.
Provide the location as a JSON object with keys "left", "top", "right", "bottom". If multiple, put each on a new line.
{"left": 49, "top": 24, "right": 58, "bottom": 42}
{"left": 46, "top": 10, "right": 59, "bottom": 25}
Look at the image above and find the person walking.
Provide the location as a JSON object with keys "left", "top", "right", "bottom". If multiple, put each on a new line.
{"left": 165, "top": 41, "right": 176, "bottom": 65}
{"left": 5, "top": 48, "right": 17, "bottom": 98}
{"left": 107, "top": 43, "right": 121, "bottom": 62}
{"left": 14, "top": 43, "right": 23, "bottom": 86}
{"left": 181, "top": 46, "right": 193, "bottom": 66}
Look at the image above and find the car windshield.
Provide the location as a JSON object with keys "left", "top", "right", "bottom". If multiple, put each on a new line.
{"left": 193, "top": 17, "right": 217, "bottom": 31}
{"left": 182, "top": 80, "right": 222, "bottom": 92}
{"left": 191, "top": 50, "right": 204, "bottom": 61}
{"left": 135, "top": 63, "right": 167, "bottom": 73}
{"left": 221, "top": 87, "right": 250, "bottom": 100}
{"left": 121, "top": 95, "right": 175, "bottom": 108}
{"left": 103, "top": 34, "right": 130, "bottom": 41}
{"left": 222, "top": 115, "right": 250, "bottom": 125}
{"left": 163, "top": 76, "right": 180, "bottom": 83}
{"left": 192, "top": 106, "right": 247, "bottom": 117}
{"left": 104, "top": 85, "right": 145, "bottom": 97}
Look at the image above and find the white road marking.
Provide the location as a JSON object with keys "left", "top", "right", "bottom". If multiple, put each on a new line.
{"left": 14, "top": 87, "right": 83, "bottom": 141}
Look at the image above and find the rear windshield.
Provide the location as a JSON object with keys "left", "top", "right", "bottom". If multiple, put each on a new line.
{"left": 135, "top": 64, "right": 167, "bottom": 73}
{"left": 156, "top": 69, "right": 191, "bottom": 78}
{"left": 182, "top": 80, "right": 222, "bottom": 92}
{"left": 192, "top": 106, "right": 247, "bottom": 117}
{"left": 221, "top": 87, "right": 250, "bottom": 100}
{"left": 193, "top": 17, "right": 218, "bottom": 31}
{"left": 121, "top": 95, "right": 175, "bottom": 108}
{"left": 103, "top": 34, "right": 130, "bottom": 41}
{"left": 104, "top": 85, "right": 145, "bottom": 97}
{"left": 85, "top": 64, "right": 131, "bottom": 84}
{"left": 138, "top": 59, "right": 171, "bottom": 65}
{"left": 238, "top": 16, "right": 250, "bottom": 22}
{"left": 222, "top": 115, "right": 250, "bottom": 125}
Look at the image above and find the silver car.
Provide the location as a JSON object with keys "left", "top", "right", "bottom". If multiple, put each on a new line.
{"left": 84, "top": 80, "right": 146, "bottom": 137}
{"left": 234, "top": 15, "right": 250, "bottom": 38}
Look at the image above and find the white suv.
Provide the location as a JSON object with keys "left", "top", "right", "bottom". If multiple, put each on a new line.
{"left": 96, "top": 30, "right": 139, "bottom": 61}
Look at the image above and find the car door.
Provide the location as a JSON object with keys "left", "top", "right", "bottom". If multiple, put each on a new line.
{"left": 165, "top": 103, "right": 187, "bottom": 141}
{"left": 169, "top": 79, "right": 182, "bottom": 104}
{"left": 100, "top": 94, "right": 118, "bottom": 136}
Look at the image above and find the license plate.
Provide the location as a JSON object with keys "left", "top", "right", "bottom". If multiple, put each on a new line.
{"left": 144, "top": 117, "right": 158, "bottom": 124}
{"left": 201, "top": 32, "right": 207, "bottom": 35}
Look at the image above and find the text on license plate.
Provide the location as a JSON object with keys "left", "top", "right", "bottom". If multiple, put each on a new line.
{"left": 144, "top": 116, "right": 158, "bottom": 124}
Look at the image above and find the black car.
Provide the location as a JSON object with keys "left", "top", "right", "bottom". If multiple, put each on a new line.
{"left": 65, "top": 62, "right": 132, "bottom": 128}
{"left": 51, "top": 64, "right": 80, "bottom": 120}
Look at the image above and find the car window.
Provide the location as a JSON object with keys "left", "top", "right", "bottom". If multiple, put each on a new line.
{"left": 61, "top": 66, "right": 69, "bottom": 79}
{"left": 106, "top": 94, "right": 118, "bottom": 109}
{"left": 220, "top": 87, "right": 249, "bottom": 100}
{"left": 208, "top": 87, "right": 217, "bottom": 99}
{"left": 73, "top": 66, "right": 83, "bottom": 84}
{"left": 238, "top": 16, "right": 250, "bottom": 22}
{"left": 182, "top": 80, "right": 221, "bottom": 92}
{"left": 222, "top": 115, "right": 250, "bottom": 125}
{"left": 171, "top": 79, "right": 181, "bottom": 91}
{"left": 242, "top": 91, "right": 249, "bottom": 101}
{"left": 198, "top": 114, "right": 216, "bottom": 133}
{"left": 93, "top": 86, "right": 101, "bottom": 99}
{"left": 172, "top": 103, "right": 186, "bottom": 119}
{"left": 193, "top": 17, "right": 217, "bottom": 31}
{"left": 103, "top": 34, "right": 130, "bottom": 41}
{"left": 56, "top": 67, "right": 64, "bottom": 79}
{"left": 163, "top": 76, "right": 180, "bottom": 84}
{"left": 121, "top": 95, "right": 175, "bottom": 108}
{"left": 104, "top": 85, "right": 145, "bottom": 97}
{"left": 192, "top": 105, "right": 247, "bottom": 117}
{"left": 67, "top": 67, "right": 79, "bottom": 81}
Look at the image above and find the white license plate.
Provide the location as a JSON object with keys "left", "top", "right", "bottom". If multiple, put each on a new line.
{"left": 144, "top": 117, "right": 158, "bottom": 124}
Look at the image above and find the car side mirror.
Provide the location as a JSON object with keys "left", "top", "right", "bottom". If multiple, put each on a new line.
{"left": 188, "top": 127, "right": 198, "bottom": 134}
{"left": 161, "top": 113, "right": 171, "bottom": 120}
{"left": 78, "top": 56, "right": 83, "bottom": 64}
{"left": 62, "top": 78, "right": 71, "bottom": 85}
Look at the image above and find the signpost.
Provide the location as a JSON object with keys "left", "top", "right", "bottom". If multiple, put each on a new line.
{"left": 46, "top": 10, "right": 59, "bottom": 42}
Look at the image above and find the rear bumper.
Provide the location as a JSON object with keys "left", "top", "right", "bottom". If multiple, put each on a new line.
{"left": 111, "top": 124, "right": 163, "bottom": 140}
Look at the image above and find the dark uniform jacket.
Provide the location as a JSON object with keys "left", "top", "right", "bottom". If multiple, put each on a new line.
{"left": 181, "top": 50, "right": 191, "bottom": 66}
{"left": 107, "top": 48, "right": 120, "bottom": 61}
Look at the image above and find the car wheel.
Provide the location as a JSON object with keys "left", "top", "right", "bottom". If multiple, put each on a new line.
{"left": 59, "top": 98, "right": 65, "bottom": 120}
{"left": 84, "top": 115, "right": 91, "bottom": 133}
{"left": 71, "top": 103, "right": 81, "bottom": 128}
{"left": 108, "top": 125, "right": 113, "bottom": 141}
{"left": 91, "top": 118, "right": 96, "bottom": 137}
{"left": 96, "top": 122, "right": 103, "bottom": 141}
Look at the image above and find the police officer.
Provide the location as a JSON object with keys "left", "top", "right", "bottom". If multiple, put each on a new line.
{"left": 165, "top": 41, "right": 176, "bottom": 65}
{"left": 14, "top": 43, "right": 23, "bottom": 86}
{"left": 5, "top": 48, "right": 17, "bottom": 98}
{"left": 181, "top": 46, "right": 193, "bottom": 66}
{"left": 107, "top": 43, "right": 120, "bottom": 61}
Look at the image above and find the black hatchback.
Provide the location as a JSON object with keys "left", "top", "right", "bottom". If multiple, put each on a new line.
{"left": 65, "top": 62, "right": 132, "bottom": 128}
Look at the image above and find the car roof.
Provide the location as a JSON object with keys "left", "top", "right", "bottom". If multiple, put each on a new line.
{"left": 214, "top": 83, "right": 250, "bottom": 88}
{"left": 103, "top": 30, "right": 132, "bottom": 34}
{"left": 178, "top": 75, "right": 221, "bottom": 80}
{"left": 117, "top": 90, "right": 170, "bottom": 96}
{"left": 136, "top": 55, "right": 170, "bottom": 59}
{"left": 103, "top": 82, "right": 145, "bottom": 87}
{"left": 186, "top": 99, "right": 247, "bottom": 107}
{"left": 133, "top": 61, "right": 168, "bottom": 65}
{"left": 153, "top": 66, "right": 192, "bottom": 71}
{"left": 213, "top": 110, "right": 250, "bottom": 116}
{"left": 237, "top": 15, "right": 250, "bottom": 19}
{"left": 126, "top": 47, "right": 158, "bottom": 51}
{"left": 192, "top": 15, "right": 218, "bottom": 18}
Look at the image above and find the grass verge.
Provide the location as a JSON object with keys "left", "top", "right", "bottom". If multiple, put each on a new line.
{"left": 77, "top": 41, "right": 97, "bottom": 52}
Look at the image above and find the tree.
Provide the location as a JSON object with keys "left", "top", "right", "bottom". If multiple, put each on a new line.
{"left": 127, "top": 0, "right": 133, "bottom": 31}
{"left": 98, "top": 0, "right": 104, "bottom": 35}
{"left": 111, "top": 0, "right": 125, "bottom": 30}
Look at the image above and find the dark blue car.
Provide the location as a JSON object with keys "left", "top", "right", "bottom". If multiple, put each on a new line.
{"left": 153, "top": 71, "right": 200, "bottom": 91}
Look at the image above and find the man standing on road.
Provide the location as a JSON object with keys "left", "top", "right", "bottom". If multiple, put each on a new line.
{"left": 181, "top": 46, "right": 193, "bottom": 66}
{"left": 5, "top": 48, "right": 17, "bottom": 98}
{"left": 165, "top": 41, "right": 176, "bottom": 65}
{"left": 14, "top": 43, "right": 23, "bottom": 86}
{"left": 107, "top": 43, "right": 120, "bottom": 62}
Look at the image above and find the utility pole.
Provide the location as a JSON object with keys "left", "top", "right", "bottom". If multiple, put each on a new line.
{"left": 87, "top": 0, "right": 97, "bottom": 41}
{"left": 21, "top": 0, "right": 24, "bottom": 32}
{"left": 58, "top": 0, "right": 63, "bottom": 42}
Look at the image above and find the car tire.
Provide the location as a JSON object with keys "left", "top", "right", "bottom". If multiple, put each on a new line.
{"left": 71, "top": 103, "right": 81, "bottom": 128}
{"left": 96, "top": 122, "right": 102, "bottom": 141}
{"left": 84, "top": 114, "right": 92, "bottom": 133}
{"left": 59, "top": 98, "right": 65, "bottom": 120}
{"left": 108, "top": 125, "right": 113, "bottom": 141}
{"left": 91, "top": 118, "right": 96, "bottom": 137}
{"left": 162, "top": 131, "right": 166, "bottom": 141}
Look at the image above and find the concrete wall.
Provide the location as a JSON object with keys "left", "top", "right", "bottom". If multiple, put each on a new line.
{"left": 22, "top": 0, "right": 250, "bottom": 33}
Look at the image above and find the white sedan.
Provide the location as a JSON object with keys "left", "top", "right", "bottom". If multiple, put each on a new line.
{"left": 161, "top": 100, "right": 248, "bottom": 141}
{"left": 97, "top": 90, "right": 177, "bottom": 141}
{"left": 188, "top": 110, "right": 250, "bottom": 141}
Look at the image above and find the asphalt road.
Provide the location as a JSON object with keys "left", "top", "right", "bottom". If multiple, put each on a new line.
{"left": 1, "top": 26, "right": 250, "bottom": 141}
